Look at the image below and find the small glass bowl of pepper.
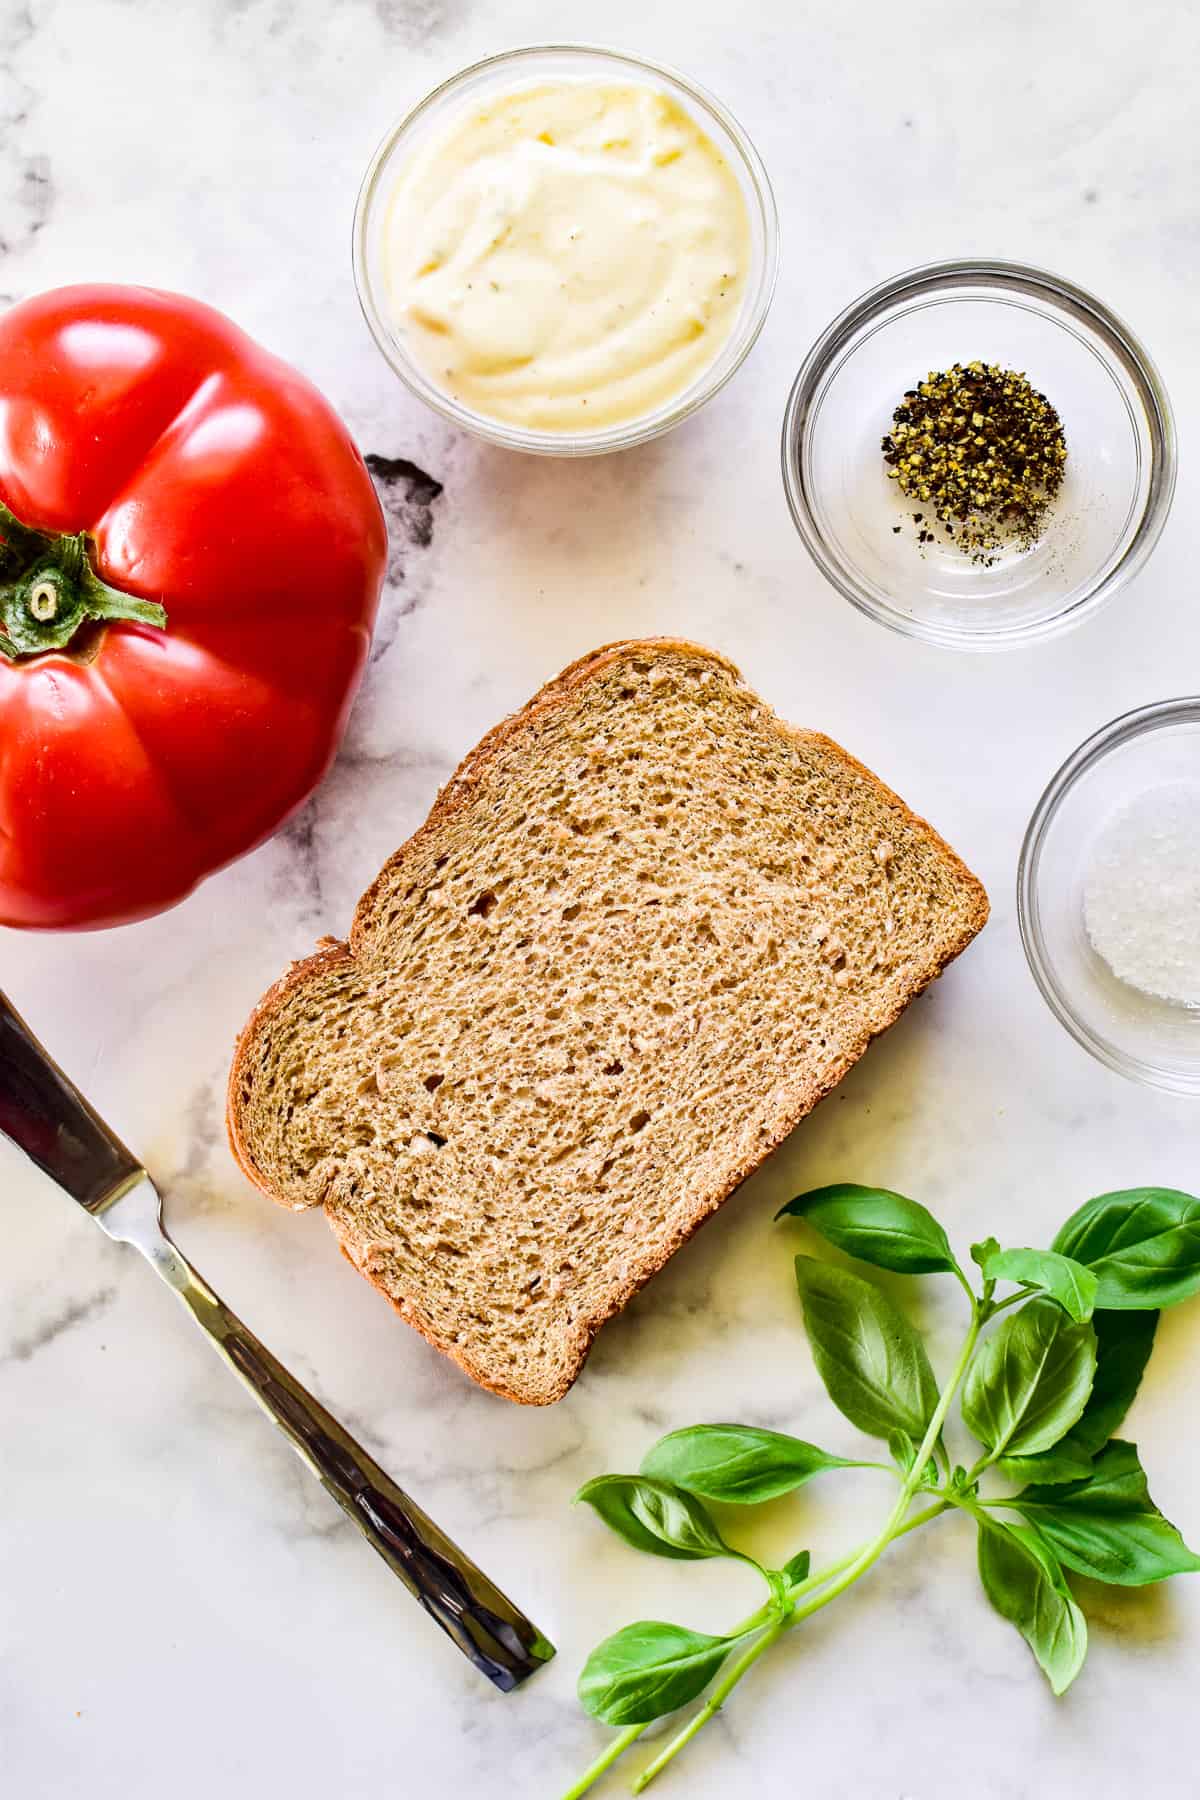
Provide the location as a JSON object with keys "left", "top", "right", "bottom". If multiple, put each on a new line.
{"left": 781, "top": 260, "right": 1176, "bottom": 651}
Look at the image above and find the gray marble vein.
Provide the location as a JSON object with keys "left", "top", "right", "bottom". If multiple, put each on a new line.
{"left": 2, "top": 1282, "right": 116, "bottom": 1363}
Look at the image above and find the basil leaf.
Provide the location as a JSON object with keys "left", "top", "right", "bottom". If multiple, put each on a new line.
{"left": 764, "top": 1568, "right": 792, "bottom": 1616}
{"left": 577, "top": 1620, "right": 731, "bottom": 1725}
{"left": 1019, "top": 1437, "right": 1151, "bottom": 1509}
{"left": 976, "top": 1516, "right": 1087, "bottom": 1695}
{"left": 888, "top": 1428, "right": 918, "bottom": 1476}
{"left": 961, "top": 1298, "right": 1096, "bottom": 1459}
{"left": 1052, "top": 1188, "right": 1200, "bottom": 1309}
{"left": 993, "top": 1310, "right": 1151, "bottom": 1490}
{"left": 971, "top": 1236, "right": 1002, "bottom": 1270}
{"left": 763, "top": 1552, "right": 812, "bottom": 1615}
{"left": 794, "top": 1255, "right": 939, "bottom": 1443}
{"left": 781, "top": 1549, "right": 811, "bottom": 1587}
{"left": 978, "top": 1246, "right": 1098, "bottom": 1323}
{"left": 575, "top": 1475, "right": 733, "bottom": 1560}
{"left": 998, "top": 1445, "right": 1095, "bottom": 1486}
{"left": 1069, "top": 1309, "right": 1158, "bottom": 1454}
{"left": 778, "top": 1183, "right": 959, "bottom": 1275}
{"left": 640, "top": 1424, "right": 855, "bottom": 1504}
{"left": 1013, "top": 1440, "right": 1200, "bottom": 1586}
{"left": 1029, "top": 1312, "right": 1158, "bottom": 1472}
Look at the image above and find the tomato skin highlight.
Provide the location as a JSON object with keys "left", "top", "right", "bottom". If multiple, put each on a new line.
{"left": 0, "top": 285, "right": 387, "bottom": 930}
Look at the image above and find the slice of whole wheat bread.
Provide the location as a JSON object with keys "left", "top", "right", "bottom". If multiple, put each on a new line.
{"left": 227, "top": 639, "right": 988, "bottom": 1404}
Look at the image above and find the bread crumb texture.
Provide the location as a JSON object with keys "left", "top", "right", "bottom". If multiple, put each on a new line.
{"left": 228, "top": 641, "right": 988, "bottom": 1403}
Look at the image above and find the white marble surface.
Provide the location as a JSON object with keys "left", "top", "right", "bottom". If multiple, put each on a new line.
{"left": 3, "top": 1, "right": 1200, "bottom": 1794}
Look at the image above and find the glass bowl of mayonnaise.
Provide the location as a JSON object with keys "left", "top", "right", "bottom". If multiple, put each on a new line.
{"left": 353, "top": 44, "right": 779, "bottom": 455}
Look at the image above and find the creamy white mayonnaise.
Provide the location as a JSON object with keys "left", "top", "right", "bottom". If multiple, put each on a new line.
{"left": 381, "top": 82, "right": 752, "bottom": 433}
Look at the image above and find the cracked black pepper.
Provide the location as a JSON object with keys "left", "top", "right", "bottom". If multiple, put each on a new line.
{"left": 881, "top": 361, "right": 1067, "bottom": 561}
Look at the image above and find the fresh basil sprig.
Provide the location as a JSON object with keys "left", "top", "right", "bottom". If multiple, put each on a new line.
{"left": 563, "top": 1182, "right": 1200, "bottom": 1799}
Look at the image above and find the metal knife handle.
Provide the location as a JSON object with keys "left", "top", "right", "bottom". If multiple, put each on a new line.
{"left": 102, "top": 1179, "right": 555, "bottom": 1692}
{"left": 0, "top": 992, "right": 142, "bottom": 1211}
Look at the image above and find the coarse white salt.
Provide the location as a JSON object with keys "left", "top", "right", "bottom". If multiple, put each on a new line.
{"left": 1082, "top": 782, "right": 1200, "bottom": 1007}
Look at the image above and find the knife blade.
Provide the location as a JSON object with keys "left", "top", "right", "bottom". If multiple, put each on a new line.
{"left": 0, "top": 990, "right": 553, "bottom": 1691}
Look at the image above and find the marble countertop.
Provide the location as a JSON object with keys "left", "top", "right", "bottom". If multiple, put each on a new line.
{"left": 4, "top": 1, "right": 1200, "bottom": 1794}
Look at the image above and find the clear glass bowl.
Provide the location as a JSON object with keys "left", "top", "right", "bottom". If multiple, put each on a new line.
{"left": 781, "top": 260, "right": 1176, "bottom": 650}
{"left": 353, "top": 44, "right": 779, "bottom": 457}
{"left": 1019, "top": 699, "right": 1200, "bottom": 1094}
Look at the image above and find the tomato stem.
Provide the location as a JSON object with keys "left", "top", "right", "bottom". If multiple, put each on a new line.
{"left": 0, "top": 496, "right": 167, "bottom": 658}
{"left": 29, "top": 579, "right": 59, "bottom": 622}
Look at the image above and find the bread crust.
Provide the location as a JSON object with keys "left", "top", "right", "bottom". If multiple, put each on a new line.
{"left": 227, "top": 639, "right": 988, "bottom": 1403}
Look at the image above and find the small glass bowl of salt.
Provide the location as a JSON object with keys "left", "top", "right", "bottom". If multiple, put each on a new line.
{"left": 1019, "top": 698, "right": 1200, "bottom": 1093}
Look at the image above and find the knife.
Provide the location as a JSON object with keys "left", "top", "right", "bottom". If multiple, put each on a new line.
{"left": 0, "top": 989, "right": 554, "bottom": 1691}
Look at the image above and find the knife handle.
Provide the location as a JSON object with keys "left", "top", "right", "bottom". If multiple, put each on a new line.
{"left": 0, "top": 992, "right": 142, "bottom": 1212}
{"left": 103, "top": 1181, "right": 554, "bottom": 1691}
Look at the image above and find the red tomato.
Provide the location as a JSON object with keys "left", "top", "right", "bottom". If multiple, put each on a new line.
{"left": 0, "top": 285, "right": 386, "bottom": 930}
